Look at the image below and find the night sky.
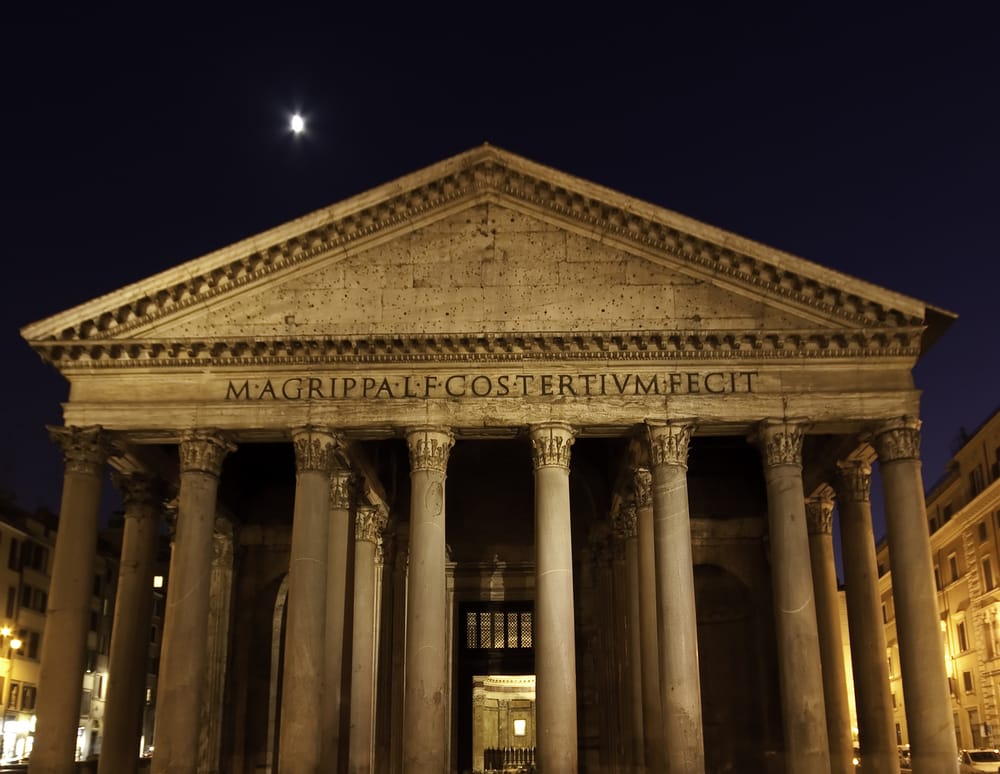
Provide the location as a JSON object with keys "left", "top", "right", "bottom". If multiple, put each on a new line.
{"left": 2, "top": 9, "right": 997, "bottom": 564}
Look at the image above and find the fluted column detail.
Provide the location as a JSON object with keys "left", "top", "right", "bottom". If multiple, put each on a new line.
{"left": 402, "top": 426, "right": 454, "bottom": 773}
{"left": 806, "top": 485, "right": 854, "bottom": 774}
{"left": 873, "top": 417, "right": 957, "bottom": 772}
{"left": 349, "top": 505, "right": 388, "bottom": 774}
{"left": 280, "top": 427, "right": 338, "bottom": 774}
{"left": 100, "top": 472, "right": 164, "bottom": 774}
{"left": 31, "top": 426, "right": 109, "bottom": 774}
{"left": 634, "top": 464, "right": 664, "bottom": 771}
{"left": 530, "top": 422, "right": 578, "bottom": 773}
{"left": 836, "top": 457, "right": 900, "bottom": 774}
{"left": 153, "top": 429, "right": 234, "bottom": 774}
{"left": 645, "top": 421, "right": 704, "bottom": 774}
{"left": 753, "top": 419, "right": 830, "bottom": 772}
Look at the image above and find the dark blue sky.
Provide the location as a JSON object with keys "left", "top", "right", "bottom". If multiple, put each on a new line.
{"left": 2, "top": 8, "right": 997, "bottom": 562}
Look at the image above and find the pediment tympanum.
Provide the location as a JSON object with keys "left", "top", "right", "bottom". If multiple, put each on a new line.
{"left": 22, "top": 145, "right": 949, "bottom": 372}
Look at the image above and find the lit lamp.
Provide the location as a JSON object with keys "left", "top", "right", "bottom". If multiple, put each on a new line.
{"left": 0, "top": 627, "right": 21, "bottom": 762}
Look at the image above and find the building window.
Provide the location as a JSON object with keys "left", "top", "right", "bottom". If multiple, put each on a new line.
{"left": 950, "top": 553, "right": 960, "bottom": 583}
{"left": 959, "top": 621, "right": 969, "bottom": 652}
{"left": 882, "top": 603, "right": 889, "bottom": 623}
{"left": 892, "top": 692, "right": 897, "bottom": 708}
{"left": 7, "top": 539, "right": 19, "bottom": 570}
{"left": 963, "top": 670, "right": 974, "bottom": 693}
{"left": 935, "top": 566, "right": 943, "bottom": 591}
{"left": 984, "top": 557, "right": 996, "bottom": 591}
{"left": 5, "top": 587, "right": 14, "bottom": 618}
{"left": 20, "top": 685, "right": 35, "bottom": 711}
{"left": 971, "top": 466, "right": 986, "bottom": 497}
{"left": 980, "top": 522, "right": 990, "bottom": 543}
{"left": 944, "top": 503, "right": 954, "bottom": 523}
{"left": 463, "top": 602, "right": 533, "bottom": 650}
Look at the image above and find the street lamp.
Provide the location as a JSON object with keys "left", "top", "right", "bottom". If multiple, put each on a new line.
{"left": 0, "top": 627, "right": 21, "bottom": 762}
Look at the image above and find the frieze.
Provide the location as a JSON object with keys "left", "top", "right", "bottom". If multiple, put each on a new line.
{"left": 529, "top": 423, "right": 575, "bottom": 470}
{"left": 224, "top": 370, "right": 758, "bottom": 402}
{"left": 754, "top": 419, "right": 807, "bottom": 468}
{"left": 31, "top": 328, "right": 924, "bottom": 368}
{"left": 49, "top": 425, "right": 109, "bottom": 477}
{"left": 872, "top": 416, "right": 922, "bottom": 463}
{"left": 33, "top": 152, "right": 920, "bottom": 348}
{"left": 406, "top": 427, "right": 454, "bottom": 473}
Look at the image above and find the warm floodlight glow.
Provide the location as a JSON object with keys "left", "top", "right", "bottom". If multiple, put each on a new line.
{"left": 0, "top": 626, "right": 9, "bottom": 638}
{"left": 513, "top": 719, "right": 527, "bottom": 736}
{"left": 153, "top": 575, "right": 164, "bottom": 588}
{"left": 9, "top": 638, "right": 21, "bottom": 651}
{"left": 290, "top": 113, "right": 305, "bottom": 134}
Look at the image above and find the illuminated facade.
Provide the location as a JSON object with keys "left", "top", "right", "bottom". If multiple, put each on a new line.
{"left": 20, "top": 146, "right": 960, "bottom": 773}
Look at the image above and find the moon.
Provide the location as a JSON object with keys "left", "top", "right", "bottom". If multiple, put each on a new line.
{"left": 290, "top": 113, "right": 305, "bottom": 134}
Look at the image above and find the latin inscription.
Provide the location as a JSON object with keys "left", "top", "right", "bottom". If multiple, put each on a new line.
{"left": 224, "top": 371, "right": 758, "bottom": 401}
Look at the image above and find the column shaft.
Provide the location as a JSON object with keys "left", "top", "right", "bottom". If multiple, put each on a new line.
{"left": 874, "top": 418, "right": 958, "bottom": 773}
{"left": 323, "top": 469, "right": 354, "bottom": 772}
{"left": 646, "top": 423, "right": 705, "bottom": 774}
{"left": 531, "top": 422, "right": 579, "bottom": 773}
{"left": 806, "top": 488, "right": 855, "bottom": 774}
{"left": 152, "top": 430, "right": 233, "bottom": 774}
{"left": 613, "top": 505, "right": 645, "bottom": 769}
{"left": 402, "top": 427, "right": 454, "bottom": 773}
{"left": 755, "top": 420, "right": 830, "bottom": 772}
{"left": 30, "top": 427, "right": 107, "bottom": 774}
{"left": 836, "top": 459, "right": 900, "bottom": 774}
{"left": 349, "top": 507, "right": 386, "bottom": 774}
{"left": 280, "top": 428, "right": 337, "bottom": 774}
{"left": 100, "top": 472, "right": 162, "bottom": 774}
{"left": 635, "top": 469, "right": 665, "bottom": 772}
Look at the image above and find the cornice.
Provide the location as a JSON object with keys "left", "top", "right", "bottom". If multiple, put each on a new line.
{"left": 28, "top": 327, "right": 924, "bottom": 369}
{"left": 23, "top": 150, "right": 929, "bottom": 353}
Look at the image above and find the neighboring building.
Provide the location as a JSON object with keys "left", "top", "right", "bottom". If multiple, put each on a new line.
{"left": 878, "top": 404, "right": 1000, "bottom": 752}
{"left": 20, "top": 146, "right": 959, "bottom": 772}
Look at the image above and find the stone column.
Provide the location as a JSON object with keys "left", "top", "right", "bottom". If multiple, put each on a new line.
{"left": 323, "top": 467, "right": 354, "bottom": 771}
{"left": 152, "top": 430, "right": 233, "bottom": 774}
{"left": 349, "top": 505, "right": 387, "bottom": 774}
{"left": 100, "top": 471, "right": 163, "bottom": 774}
{"left": 612, "top": 503, "right": 645, "bottom": 770}
{"left": 754, "top": 419, "right": 830, "bottom": 772}
{"left": 646, "top": 422, "right": 705, "bottom": 774}
{"left": 279, "top": 427, "right": 338, "bottom": 774}
{"left": 836, "top": 457, "right": 900, "bottom": 774}
{"left": 805, "top": 486, "right": 855, "bottom": 774}
{"left": 873, "top": 417, "right": 958, "bottom": 773}
{"left": 530, "top": 422, "right": 579, "bottom": 773}
{"left": 30, "top": 426, "right": 108, "bottom": 774}
{"left": 199, "top": 520, "right": 234, "bottom": 774}
{"left": 402, "top": 426, "right": 454, "bottom": 773}
{"left": 634, "top": 466, "right": 665, "bottom": 772}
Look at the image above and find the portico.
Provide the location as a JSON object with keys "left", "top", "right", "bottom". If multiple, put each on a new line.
{"left": 22, "top": 146, "right": 956, "bottom": 772}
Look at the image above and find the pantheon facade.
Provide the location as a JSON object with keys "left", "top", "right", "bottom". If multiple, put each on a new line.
{"left": 22, "top": 146, "right": 957, "bottom": 773}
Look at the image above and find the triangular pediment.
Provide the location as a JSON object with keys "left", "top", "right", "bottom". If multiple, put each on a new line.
{"left": 22, "top": 145, "right": 950, "bottom": 367}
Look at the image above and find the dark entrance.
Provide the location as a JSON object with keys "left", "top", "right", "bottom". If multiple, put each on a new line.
{"left": 457, "top": 600, "right": 535, "bottom": 773}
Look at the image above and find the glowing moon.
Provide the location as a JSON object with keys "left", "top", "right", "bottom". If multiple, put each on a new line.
{"left": 290, "top": 113, "right": 305, "bottom": 134}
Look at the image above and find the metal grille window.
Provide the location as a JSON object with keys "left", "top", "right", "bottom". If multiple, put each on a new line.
{"left": 464, "top": 605, "right": 533, "bottom": 650}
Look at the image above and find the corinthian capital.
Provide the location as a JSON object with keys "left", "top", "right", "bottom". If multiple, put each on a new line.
{"left": 406, "top": 426, "right": 455, "bottom": 473}
{"left": 754, "top": 419, "right": 809, "bottom": 468}
{"left": 632, "top": 467, "right": 652, "bottom": 507}
{"left": 613, "top": 503, "right": 638, "bottom": 540}
{"left": 330, "top": 469, "right": 354, "bottom": 510}
{"left": 529, "top": 422, "right": 574, "bottom": 470}
{"left": 48, "top": 425, "right": 108, "bottom": 477}
{"left": 356, "top": 505, "right": 388, "bottom": 544}
{"left": 835, "top": 459, "right": 872, "bottom": 503}
{"left": 179, "top": 430, "right": 235, "bottom": 477}
{"left": 111, "top": 471, "right": 165, "bottom": 513}
{"left": 646, "top": 421, "right": 694, "bottom": 469}
{"left": 805, "top": 485, "right": 835, "bottom": 535}
{"left": 872, "top": 416, "right": 922, "bottom": 463}
{"left": 291, "top": 427, "right": 338, "bottom": 474}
